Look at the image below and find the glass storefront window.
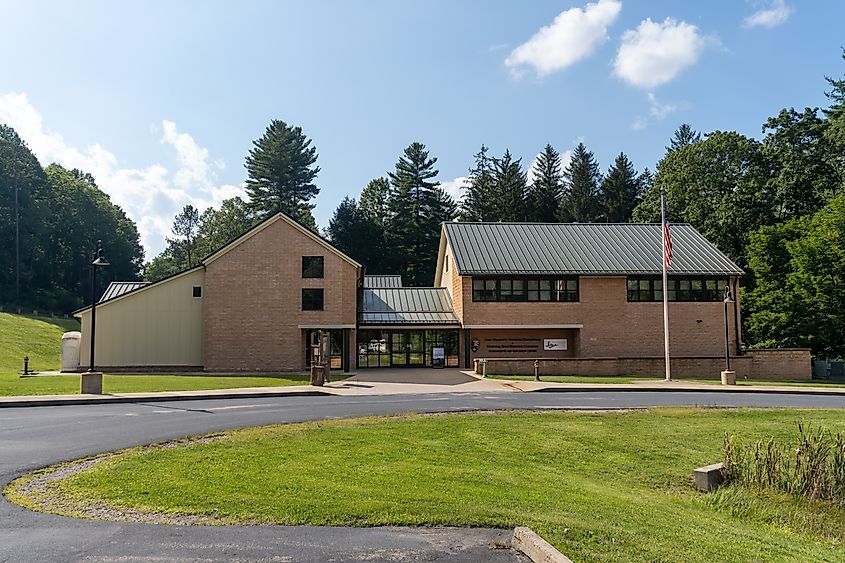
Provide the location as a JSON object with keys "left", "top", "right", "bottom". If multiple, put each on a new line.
{"left": 357, "top": 329, "right": 459, "bottom": 368}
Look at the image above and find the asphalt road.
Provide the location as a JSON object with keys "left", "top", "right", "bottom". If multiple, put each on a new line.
{"left": 2, "top": 389, "right": 843, "bottom": 562}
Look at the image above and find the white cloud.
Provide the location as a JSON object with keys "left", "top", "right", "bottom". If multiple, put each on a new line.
{"left": 631, "top": 92, "right": 683, "bottom": 130}
{"left": 440, "top": 176, "right": 468, "bottom": 201}
{"left": 743, "top": 0, "right": 793, "bottom": 28}
{"left": 0, "top": 92, "right": 245, "bottom": 259}
{"left": 614, "top": 18, "right": 712, "bottom": 89}
{"left": 505, "top": 0, "right": 622, "bottom": 76}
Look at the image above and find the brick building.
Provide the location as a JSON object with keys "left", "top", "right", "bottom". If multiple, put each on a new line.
{"left": 75, "top": 214, "right": 811, "bottom": 379}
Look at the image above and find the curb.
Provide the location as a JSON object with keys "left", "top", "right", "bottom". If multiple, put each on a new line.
{"left": 0, "top": 389, "right": 332, "bottom": 408}
{"left": 512, "top": 527, "right": 572, "bottom": 563}
{"left": 530, "top": 385, "right": 845, "bottom": 397}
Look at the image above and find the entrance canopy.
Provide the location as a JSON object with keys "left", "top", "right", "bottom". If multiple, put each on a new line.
{"left": 359, "top": 287, "right": 460, "bottom": 326}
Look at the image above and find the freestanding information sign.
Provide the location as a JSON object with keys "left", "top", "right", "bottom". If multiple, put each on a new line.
{"left": 432, "top": 347, "right": 445, "bottom": 369}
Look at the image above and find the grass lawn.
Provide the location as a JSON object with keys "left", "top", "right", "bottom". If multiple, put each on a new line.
{"left": 0, "top": 372, "right": 319, "bottom": 396}
{"left": 0, "top": 312, "right": 329, "bottom": 396}
{"left": 32, "top": 409, "right": 845, "bottom": 562}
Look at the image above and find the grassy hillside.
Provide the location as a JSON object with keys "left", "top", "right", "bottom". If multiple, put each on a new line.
{"left": 0, "top": 312, "right": 78, "bottom": 373}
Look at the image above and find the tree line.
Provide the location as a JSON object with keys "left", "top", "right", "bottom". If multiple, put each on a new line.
{"left": 2, "top": 51, "right": 843, "bottom": 357}
{"left": 0, "top": 125, "right": 143, "bottom": 312}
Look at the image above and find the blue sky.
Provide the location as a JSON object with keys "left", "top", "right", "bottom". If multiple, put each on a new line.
{"left": 1, "top": 0, "right": 842, "bottom": 258}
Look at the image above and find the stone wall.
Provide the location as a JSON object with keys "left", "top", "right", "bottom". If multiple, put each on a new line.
{"left": 474, "top": 349, "right": 811, "bottom": 380}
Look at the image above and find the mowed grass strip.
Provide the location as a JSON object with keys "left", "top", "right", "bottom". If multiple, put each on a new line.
{"left": 54, "top": 409, "right": 845, "bottom": 562}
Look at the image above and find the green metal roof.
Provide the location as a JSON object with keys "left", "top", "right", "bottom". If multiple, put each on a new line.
{"left": 360, "top": 287, "right": 459, "bottom": 325}
{"left": 443, "top": 222, "right": 743, "bottom": 276}
{"left": 99, "top": 281, "right": 149, "bottom": 303}
{"left": 363, "top": 275, "right": 403, "bottom": 288}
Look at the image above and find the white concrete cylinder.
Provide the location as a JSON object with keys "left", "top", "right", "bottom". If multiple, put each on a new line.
{"left": 61, "top": 331, "right": 82, "bottom": 372}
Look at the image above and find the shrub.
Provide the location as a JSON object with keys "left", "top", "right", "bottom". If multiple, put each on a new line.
{"left": 723, "top": 424, "right": 845, "bottom": 505}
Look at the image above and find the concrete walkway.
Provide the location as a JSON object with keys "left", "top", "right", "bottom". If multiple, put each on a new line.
{"left": 2, "top": 369, "right": 844, "bottom": 408}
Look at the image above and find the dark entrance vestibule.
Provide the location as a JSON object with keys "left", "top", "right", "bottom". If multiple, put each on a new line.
{"left": 357, "top": 329, "right": 459, "bottom": 368}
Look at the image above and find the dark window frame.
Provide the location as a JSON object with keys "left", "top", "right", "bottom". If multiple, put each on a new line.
{"left": 302, "top": 288, "right": 325, "bottom": 311}
{"left": 192, "top": 286, "right": 202, "bottom": 298}
{"left": 302, "top": 256, "right": 325, "bottom": 278}
{"left": 627, "top": 276, "right": 727, "bottom": 302}
{"left": 471, "top": 276, "right": 579, "bottom": 303}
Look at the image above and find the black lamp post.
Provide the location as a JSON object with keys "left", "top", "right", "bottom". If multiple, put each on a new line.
{"left": 87, "top": 240, "right": 109, "bottom": 373}
{"left": 723, "top": 285, "right": 734, "bottom": 372}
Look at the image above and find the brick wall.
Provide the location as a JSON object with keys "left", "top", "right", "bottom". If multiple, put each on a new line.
{"left": 203, "top": 217, "right": 359, "bottom": 372}
{"left": 474, "top": 348, "right": 811, "bottom": 380}
{"left": 459, "top": 276, "right": 741, "bottom": 359}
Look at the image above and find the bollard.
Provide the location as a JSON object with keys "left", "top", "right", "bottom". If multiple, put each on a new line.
{"left": 23, "top": 356, "right": 29, "bottom": 375}
{"left": 534, "top": 359, "right": 540, "bottom": 381}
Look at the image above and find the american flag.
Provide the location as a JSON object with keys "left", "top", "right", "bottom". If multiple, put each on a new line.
{"left": 661, "top": 190, "right": 673, "bottom": 268}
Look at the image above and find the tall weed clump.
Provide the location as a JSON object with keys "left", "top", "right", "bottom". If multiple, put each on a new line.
{"left": 723, "top": 424, "right": 845, "bottom": 505}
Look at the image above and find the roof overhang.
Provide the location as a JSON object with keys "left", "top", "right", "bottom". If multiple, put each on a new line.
{"left": 203, "top": 213, "right": 362, "bottom": 270}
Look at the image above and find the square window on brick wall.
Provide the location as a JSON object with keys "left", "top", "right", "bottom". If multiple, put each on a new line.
{"left": 302, "top": 256, "right": 324, "bottom": 278}
{"left": 302, "top": 288, "right": 324, "bottom": 311}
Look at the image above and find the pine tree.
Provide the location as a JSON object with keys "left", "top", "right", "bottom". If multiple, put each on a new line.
{"left": 359, "top": 177, "right": 391, "bottom": 226}
{"left": 490, "top": 150, "right": 527, "bottom": 222}
{"left": 526, "top": 144, "right": 562, "bottom": 222}
{"left": 432, "top": 185, "right": 458, "bottom": 226}
{"left": 560, "top": 142, "right": 601, "bottom": 222}
{"left": 667, "top": 123, "right": 701, "bottom": 152}
{"left": 171, "top": 204, "right": 200, "bottom": 268}
{"left": 244, "top": 119, "right": 320, "bottom": 230}
{"left": 327, "top": 196, "right": 386, "bottom": 273}
{"left": 459, "top": 145, "right": 495, "bottom": 222}
{"left": 386, "top": 142, "right": 447, "bottom": 285}
{"left": 598, "top": 153, "right": 643, "bottom": 222}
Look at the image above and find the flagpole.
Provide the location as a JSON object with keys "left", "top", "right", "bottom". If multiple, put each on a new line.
{"left": 661, "top": 188, "right": 671, "bottom": 382}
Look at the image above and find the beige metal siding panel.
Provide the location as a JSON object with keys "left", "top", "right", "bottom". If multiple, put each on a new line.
{"left": 78, "top": 269, "right": 204, "bottom": 368}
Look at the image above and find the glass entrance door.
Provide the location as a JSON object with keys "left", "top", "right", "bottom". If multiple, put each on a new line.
{"left": 390, "top": 331, "right": 425, "bottom": 367}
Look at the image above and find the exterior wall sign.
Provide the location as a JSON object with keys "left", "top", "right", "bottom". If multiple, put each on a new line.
{"left": 485, "top": 337, "right": 542, "bottom": 354}
{"left": 543, "top": 338, "right": 568, "bottom": 351}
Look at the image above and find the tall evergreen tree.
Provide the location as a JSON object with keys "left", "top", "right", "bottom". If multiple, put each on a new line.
{"left": 490, "top": 150, "right": 527, "bottom": 222}
{"left": 526, "top": 144, "right": 562, "bottom": 222}
{"left": 666, "top": 123, "right": 701, "bottom": 152}
{"left": 244, "top": 119, "right": 320, "bottom": 230}
{"left": 559, "top": 142, "right": 601, "bottom": 222}
{"left": 327, "top": 196, "right": 387, "bottom": 273}
{"left": 359, "top": 177, "right": 391, "bottom": 226}
{"left": 432, "top": 185, "right": 458, "bottom": 226}
{"left": 386, "top": 142, "right": 446, "bottom": 285}
{"left": 459, "top": 145, "right": 495, "bottom": 222}
{"left": 598, "top": 153, "right": 643, "bottom": 222}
